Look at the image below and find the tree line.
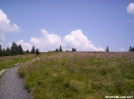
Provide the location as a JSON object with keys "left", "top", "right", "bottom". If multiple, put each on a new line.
{"left": 106, "top": 46, "right": 134, "bottom": 52}
{"left": 49, "top": 45, "right": 77, "bottom": 52}
{"left": 0, "top": 42, "right": 133, "bottom": 57}
{"left": 0, "top": 42, "right": 36, "bottom": 57}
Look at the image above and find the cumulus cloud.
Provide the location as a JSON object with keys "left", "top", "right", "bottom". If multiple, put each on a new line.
{"left": 6, "top": 29, "right": 104, "bottom": 52}
{"left": 63, "top": 30, "right": 104, "bottom": 51}
{"left": 0, "top": 9, "right": 19, "bottom": 44}
{"left": 30, "top": 29, "right": 104, "bottom": 52}
{"left": 0, "top": 33, "right": 5, "bottom": 44}
{"left": 30, "top": 29, "right": 61, "bottom": 51}
{"left": 17, "top": 40, "right": 32, "bottom": 51}
{"left": 127, "top": 2, "right": 134, "bottom": 14}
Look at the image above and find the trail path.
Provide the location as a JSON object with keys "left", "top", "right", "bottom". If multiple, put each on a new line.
{"left": 0, "top": 65, "right": 30, "bottom": 99}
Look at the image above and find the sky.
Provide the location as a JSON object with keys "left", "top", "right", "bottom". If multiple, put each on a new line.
{"left": 0, "top": 0, "right": 134, "bottom": 52}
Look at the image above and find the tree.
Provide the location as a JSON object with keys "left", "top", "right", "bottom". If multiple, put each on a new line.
{"left": 18, "top": 44, "right": 23, "bottom": 54}
{"left": 5, "top": 47, "right": 11, "bottom": 56}
{"left": 55, "top": 48, "right": 59, "bottom": 52}
{"left": 0, "top": 45, "right": 2, "bottom": 51}
{"left": 129, "top": 46, "right": 132, "bottom": 51}
{"left": 26, "top": 49, "right": 30, "bottom": 54}
{"left": 106, "top": 46, "right": 109, "bottom": 52}
{"left": 132, "top": 48, "right": 134, "bottom": 52}
{"left": 0, "top": 42, "right": 25, "bottom": 56}
{"left": 59, "top": 45, "right": 62, "bottom": 52}
{"left": 129, "top": 46, "right": 134, "bottom": 52}
{"left": 31, "top": 46, "right": 35, "bottom": 54}
{"left": 72, "top": 48, "right": 76, "bottom": 51}
{"left": 0, "top": 45, "right": 2, "bottom": 56}
{"left": 11, "top": 42, "right": 18, "bottom": 55}
{"left": 2, "top": 48, "right": 6, "bottom": 56}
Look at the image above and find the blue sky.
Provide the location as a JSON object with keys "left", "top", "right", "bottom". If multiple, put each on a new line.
{"left": 0, "top": 0, "right": 134, "bottom": 52}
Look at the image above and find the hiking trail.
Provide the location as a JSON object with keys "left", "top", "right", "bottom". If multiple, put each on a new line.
{"left": 0, "top": 64, "right": 30, "bottom": 99}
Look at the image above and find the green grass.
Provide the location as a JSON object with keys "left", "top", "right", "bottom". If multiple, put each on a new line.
{"left": 0, "top": 54, "right": 35, "bottom": 71}
{"left": 18, "top": 52, "right": 134, "bottom": 99}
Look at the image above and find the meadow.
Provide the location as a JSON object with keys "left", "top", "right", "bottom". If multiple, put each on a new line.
{"left": 18, "top": 52, "right": 134, "bottom": 99}
{"left": 0, "top": 54, "right": 34, "bottom": 71}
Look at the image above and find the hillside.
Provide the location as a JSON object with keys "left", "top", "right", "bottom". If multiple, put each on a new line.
{"left": 0, "top": 54, "right": 34, "bottom": 71}
{"left": 8, "top": 52, "right": 134, "bottom": 98}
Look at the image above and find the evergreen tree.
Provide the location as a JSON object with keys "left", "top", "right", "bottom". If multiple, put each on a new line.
{"left": 0, "top": 45, "right": 2, "bottom": 56}
{"left": 5, "top": 47, "right": 11, "bottom": 56}
{"left": 129, "top": 46, "right": 134, "bottom": 52}
{"left": 26, "top": 49, "right": 30, "bottom": 54}
{"left": 129, "top": 46, "right": 132, "bottom": 52}
{"left": 11, "top": 42, "right": 18, "bottom": 55}
{"left": 18, "top": 44, "right": 23, "bottom": 54}
{"left": 55, "top": 48, "right": 59, "bottom": 52}
{"left": 0, "top": 45, "right": 2, "bottom": 51}
{"left": 2, "top": 48, "right": 6, "bottom": 56}
{"left": 0, "top": 42, "right": 25, "bottom": 56}
{"left": 106, "top": 46, "right": 109, "bottom": 52}
{"left": 59, "top": 45, "right": 62, "bottom": 52}
{"left": 72, "top": 48, "right": 76, "bottom": 51}
{"left": 132, "top": 48, "right": 134, "bottom": 52}
{"left": 31, "top": 46, "right": 35, "bottom": 54}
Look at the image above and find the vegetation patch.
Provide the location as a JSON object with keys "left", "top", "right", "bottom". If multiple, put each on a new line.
{"left": 18, "top": 52, "right": 134, "bottom": 99}
{"left": 0, "top": 54, "right": 34, "bottom": 71}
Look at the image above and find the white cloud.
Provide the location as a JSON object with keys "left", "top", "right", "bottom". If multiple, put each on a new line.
{"left": 30, "top": 29, "right": 61, "bottom": 51}
{"left": 6, "top": 29, "right": 104, "bottom": 52}
{"left": 7, "top": 42, "right": 12, "bottom": 48}
{"left": 63, "top": 30, "right": 105, "bottom": 51}
{"left": 0, "top": 9, "right": 19, "bottom": 44}
{"left": 0, "top": 33, "right": 5, "bottom": 44}
{"left": 127, "top": 2, "right": 134, "bottom": 14}
{"left": 120, "top": 47, "right": 125, "bottom": 52}
{"left": 41, "top": 29, "right": 61, "bottom": 45}
{"left": 30, "top": 29, "right": 104, "bottom": 52}
{"left": 17, "top": 40, "right": 32, "bottom": 51}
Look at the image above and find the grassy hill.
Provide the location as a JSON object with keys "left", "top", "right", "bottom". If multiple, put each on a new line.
{"left": 18, "top": 52, "right": 134, "bottom": 99}
{"left": 0, "top": 54, "right": 34, "bottom": 71}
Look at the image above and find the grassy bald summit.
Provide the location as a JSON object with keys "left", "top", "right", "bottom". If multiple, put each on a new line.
{"left": 18, "top": 52, "right": 133, "bottom": 99}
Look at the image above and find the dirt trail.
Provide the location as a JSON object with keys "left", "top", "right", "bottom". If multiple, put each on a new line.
{"left": 0, "top": 65, "right": 30, "bottom": 99}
